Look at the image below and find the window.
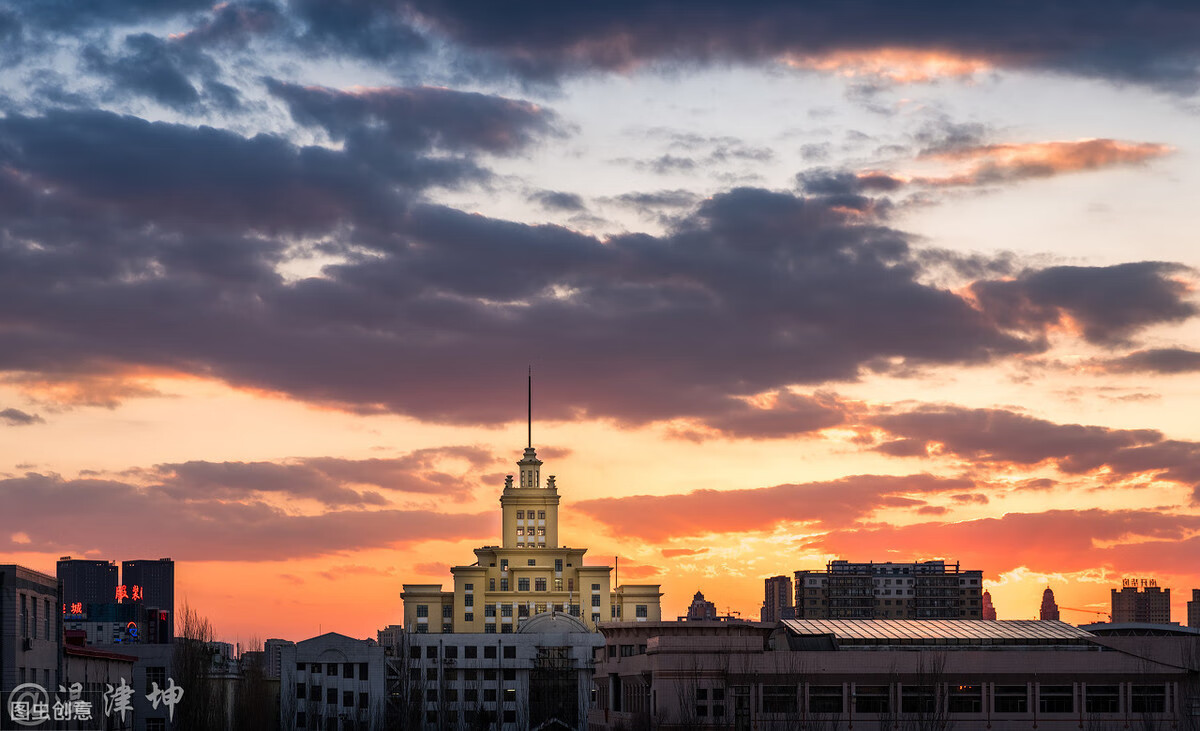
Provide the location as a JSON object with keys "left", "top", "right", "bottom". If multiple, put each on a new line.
{"left": 538, "top": 528, "right": 545, "bottom": 536}
{"left": 147, "top": 720, "right": 166, "bottom": 731}
{"left": 465, "top": 594, "right": 474, "bottom": 607}
{"left": 902, "top": 686, "right": 936, "bottom": 714}
{"left": 416, "top": 605, "right": 428, "bottom": 618}
{"left": 856, "top": 685, "right": 889, "bottom": 714}
{"left": 591, "top": 594, "right": 601, "bottom": 607}
{"left": 504, "top": 710, "right": 516, "bottom": 723}
{"left": 327, "top": 663, "right": 338, "bottom": 676}
{"left": 554, "top": 579, "right": 563, "bottom": 591}
{"left": 809, "top": 686, "right": 843, "bottom": 714}
{"left": 327, "top": 688, "right": 337, "bottom": 704}
{"left": 484, "top": 623, "right": 496, "bottom": 633}
{"left": 535, "top": 578, "right": 547, "bottom": 592}
{"left": 516, "top": 528, "right": 524, "bottom": 536}
{"left": 516, "top": 510, "right": 524, "bottom": 519}
{"left": 484, "top": 689, "right": 497, "bottom": 702}
{"left": 343, "top": 691, "right": 354, "bottom": 707}
{"left": 485, "top": 669, "right": 497, "bottom": 681}
{"left": 359, "top": 692, "right": 369, "bottom": 709}
{"left": 465, "top": 612, "right": 474, "bottom": 622}
{"left": 359, "top": 663, "right": 368, "bottom": 680}
{"left": 500, "top": 559, "right": 508, "bottom": 571}
{"left": 415, "top": 624, "right": 427, "bottom": 633}
{"left": 147, "top": 666, "right": 167, "bottom": 690}
{"left": 1131, "top": 685, "right": 1166, "bottom": 713}
{"left": 485, "top": 605, "right": 496, "bottom": 617}
{"left": 505, "top": 685, "right": 516, "bottom": 698}
{"left": 500, "top": 578, "right": 509, "bottom": 591}
{"left": 762, "top": 685, "right": 796, "bottom": 714}
{"left": 518, "top": 604, "right": 529, "bottom": 617}
{"left": 503, "top": 646, "right": 516, "bottom": 659}
{"left": 1039, "top": 685, "right": 1073, "bottom": 714}
{"left": 426, "top": 689, "right": 438, "bottom": 702}
{"left": 445, "top": 689, "right": 458, "bottom": 702}
{"left": 489, "top": 578, "right": 495, "bottom": 591}
{"left": 591, "top": 613, "right": 600, "bottom": 623}
{"left": 465, "top": 645, "right": 478, "bottom": 658}
{"left": 568, "top": 579, "right": 574, "bottom": 592}
{"left": 635, "top": 605, "right": 648, "bottom": 618}
{"left": 409, "top": 647, "right": 420, "bottom": 660}
{"left": 442, "top": 605, "right": 453, "bottom": 618}
{"left": 538, "top": 511, "right": 545, "bottom": 519}
{"left": 527, "top": 559, "right": 536, "bottom": 566}
{"left": 518, "top": 578, "right": 530, "bottom": 592}
{"left": 501, "top": 624, "right": 512, "bottom": 633}
{"left": 296, "top": 683, "right": 306, "bottom": 699}
{"left": 948, "top": 685, "right": 982, "bottom": 714}
{"left": 43, "top": 599, "right": 50, "bottom": 640}
{"left": 1086, "top": 685, "right": 1120, "bottom": 714}
{"left": 994, "top": 685, "right": 1027, "bottom": 713}
{"left": 484, "top": 646, "right": 497, "bottom": 659}
{"left": 591, "top": 584, "right": 600, "bottom": 591}
{"left": 555, "top": 559, "right": 563, "bottom": 572}
{"left": 465, "top": 688, "right": 478, "bottom": 702}
{"left": 295, "top": 713, "right": 306, "bottom": 728}
{"left": 20, "top": 595, "right": 27, "bottom": 638}
{"left": 465, "top": 583, "right": 473, "bottom": 591}
{"left": 445, "top": 646, "right": 458, "bottom": 659}
{"left": 426, "top": 669, "right": 437, "bottom": 681}
{"left": 427, "top": 646, "right": 438, "bottom": 659}
{"left": 442, "top": 623, "right": 453, "bottom": 633}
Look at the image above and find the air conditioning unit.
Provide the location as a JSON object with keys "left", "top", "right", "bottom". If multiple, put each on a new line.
{"left": 22, "top": 638, "right": 34, "bottom": 651}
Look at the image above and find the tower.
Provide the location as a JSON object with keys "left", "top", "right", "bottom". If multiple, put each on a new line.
{"left": 1040, "top": 587, "right": 1060, "bottom": 621}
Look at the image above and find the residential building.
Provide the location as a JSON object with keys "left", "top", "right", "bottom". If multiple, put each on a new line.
{"left": 384, "top": 612, "right": 602, "bottom": 730}
{"left": 62, "top": 631, "right": 135, "bottom": 730}
{"left": 1187, "top": 589, "right": 1199, "bottom": 629}
{"left": 1040, "top": 587, "right": 1060, "bottom": 621}
{"left": 279, "top": 632, "right": 389, "bottom": 731}
{"left": 1112, "top": 585, "right": 1172, "bottom": 624}
{"left": 761, "top": 575, "right": 792, "bottom": 623}
{"left": 981, "top": 590, "right": 997, "bottom": 620}
{"left": 264, "top": 638, "right": 294, "bottom": 679}
{"left": 684, "top": 591, "right": 717, "bottom": 621}
{"left": 57, "top": 556, "right": 118, "bottom": 610}
{"left": 793, "top": 560, "right": 983, "bottom": 619}
{"left": 0, "top": 564, "right": 61, "bottom": 696}
{"left": 400, "top": 390, "right": 661, "bottom": 633}
{"left": 589, "top": 619, "right": 1197, "bottom": 730}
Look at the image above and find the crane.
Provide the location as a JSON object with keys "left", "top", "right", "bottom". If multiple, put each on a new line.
{"left": 1059, "top": 606, "right": 1112, "bottom": 621}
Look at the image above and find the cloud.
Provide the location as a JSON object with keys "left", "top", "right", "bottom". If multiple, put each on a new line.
{"left": 661, "top": 548, "right": 708, "bottom": 558}
{"left": 604, "top": 189, "right": 700, "bottom": 212}
{"left": 0, "top": 472, "right": 492, "bottom": 561}
{"left": 918, "top": 139, "right": 1173, "bottom": 186}
{"left": 807, "top": 509, "right": 1200, "bottom": 576}
{"left": 1101, "top": 348, "right": 1200, "bottom": 374}
{"left": 529, "top": 190, "right": 586, "bottom": 212}
{"left": 82, "top": 33, "right": 204, "bottom": 110}
{"left": 673, "top": 391, "right": 847, "bottom": 440}
{"left": 403, "top": 1, "right": 1200, "bottom": 91}
{"left": 0, "top": 407, "right": 42, "bottom": 426}
{"left": 574, "top": 473, "right": 973, "bottom": 541}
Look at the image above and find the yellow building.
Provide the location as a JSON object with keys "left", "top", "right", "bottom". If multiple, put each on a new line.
{"left": 401, "top": 414, "right": 662, "bottom": 633}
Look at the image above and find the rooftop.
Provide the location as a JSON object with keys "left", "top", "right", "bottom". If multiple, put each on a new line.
{"left": 781, "top": 619, "right": 1095, "bottom": 646}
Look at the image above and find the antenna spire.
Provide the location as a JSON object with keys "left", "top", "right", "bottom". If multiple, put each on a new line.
{"left": 527, "top": 366, "right": 532, "bottom": 449}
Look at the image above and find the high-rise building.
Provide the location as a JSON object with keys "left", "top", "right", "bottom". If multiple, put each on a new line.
{"left": 400, "top": 381, "right": 662, "bottom": 632}
{"left": 685, "top": 591, "right": 717, "bottom": 621}
{"left": 793, "top": 560, "right": 984, "bottom": 619}
{"left": 762, "top": 575, "right": 793, "bottom": 623}
{"left": 56, "top": 557, "right": 118, "bottom": 610}
{"left": 1189, "top": 589, "right": 1199, "bottom": 629}
{"left": 1040, "top": 587, "right": 1060, "bottom": 621}
{"left": 121, "top": 558, "right": 175, "bottom": 641}
{"left": 1112, "top": 585, "right": 1171, "bottom": 624}
{"left": 982, "top": 590, "right": 997, "bottom": 620}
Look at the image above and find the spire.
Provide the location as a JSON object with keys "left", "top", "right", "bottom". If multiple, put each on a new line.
{"left": 527, "top": 365, "right": 532, "bottom": 449}
{"left": 517, "top": 368, "right": 542, "bottom": 488}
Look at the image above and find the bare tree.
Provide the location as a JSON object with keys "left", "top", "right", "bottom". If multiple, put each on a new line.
{"left": 233, "top": 639, "right": 276, "bottom": 731}
{"left": 173, "top": 603, "right": 228, "bottom": 731}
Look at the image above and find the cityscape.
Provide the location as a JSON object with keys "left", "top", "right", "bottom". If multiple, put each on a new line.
{"left": 4, "top": 0, "right": 1200, "bottom": 729}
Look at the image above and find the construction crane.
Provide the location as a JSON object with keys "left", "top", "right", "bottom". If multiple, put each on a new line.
{"left": 1059, "top": 607, "right": 1112, "bottom": 621}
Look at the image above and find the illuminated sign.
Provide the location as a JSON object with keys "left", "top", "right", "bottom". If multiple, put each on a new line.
{"left": 126, "top": 622, "right": 138, "bottom": 640}
{"left": 115, "top": 584, "right": 144, "bottom": 604}
{"left": 1121, "top": 578, "right": 1158, "bottom": 588}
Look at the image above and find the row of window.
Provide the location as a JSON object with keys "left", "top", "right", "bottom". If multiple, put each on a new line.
{"left": 410, "top": 668, "right": 518, "bottom": 683}
{"left": 296, "top": 662, "right": 370, "bottom": 680}
{"left": 409, "top": 645, "right": 518, "bottom": 660}
{"left": 686, "top": 684, "right": 1168, "bottom": 715}
{"left": 513, "top": 528, "right": 546, "bottom": 536}
{"left": 17, "top": 594, "right": 54, "bottom": 640}
{"left": 295, "top": 685, "right": 371, "bottom": 707}
{"left": 514, "top": 511, "right": 546, "bottom": 520}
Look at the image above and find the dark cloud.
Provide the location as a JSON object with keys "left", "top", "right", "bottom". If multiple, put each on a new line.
{"left": 796, "top": 168, "right": 905, "bottom": 196}
{"left": 575, "top": 473, "right": 973, "bottom": 541}
{"left": 971, "top": 262, "right": 1196, "bottom": 345}
{"left": 683, "top": 392, "right": 847, "bottom": 440}
{"left": 0, "top": 407, "right": 43, "bottom": 426}
{"left": 291, "top": 0, "right": 427, "bottom": 61}
{"left": 529, "top": 190, "right": 586, "bottom": 212}
{"left": 82, "top": 33, "right": 203, "bottom": 110}
{"left": 7, "top": 0, "right": 211, "bottom": 31}
{"left": 0, "top": 472, "right": 491, "bottom": 560}
{"left": 605, "top": 189, "right": 700, "bottom": 212}
{"left": 1102, "top": 347, "right": 1200, "bottom": 374}
{"left": 267, "top": 80, "right": 562, "bottom": 156}
{"left": 404, "top": 1, "right": 1200, "bottom": 91}
{"left": 871, "top": 405, "right": 1200, "bottom": 502}
{"left": 172, "top": 1, "right": 287, "bottom": 49}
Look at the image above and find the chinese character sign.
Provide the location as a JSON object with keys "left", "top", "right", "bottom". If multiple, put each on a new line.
{"left": 8, "top": 677, "right": 184, "bottom": 728}
{"left": 115, "top": 584, "right": 128, "bottom": 603}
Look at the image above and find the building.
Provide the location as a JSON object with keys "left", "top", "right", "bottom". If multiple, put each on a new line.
{"left": 62, "top": 631, "right": 136, "bottom": 730}
{"left": 121, "top": 558, "right": 175, "bottom": 641}
{"left": 589, "top": 619, "right": 1198, "bottom": 730}
{"left": 385, "top": 612, "right": 603, "bottom": 730}
{"left": 279, "top": 632, "right": 389, "bottom": 730}
{"left": 761, "top": 575, "right": 792, "bottom": 623}
{"left": 684, "top": 591, "right": 717, "bottom": 621}
{"left": 981, "top": 590, "right": 997, "bottom": 620}
{"left": 400, "top": 389, "right": 662, "bottom": 633}
{"left": 264, "top": 638, "right": 294, "bottom": 679}
{"left": 57, "top": 556, "right": 119, "bottom": 610}
{"left": 793, "top": 560, "right": 983, "bottom": 619}
{"left": 1039, "top": 587, "right": 1060, "bottom": 621}
{"left": 1112, "top": 584, "right": 1171, "bottom": 624}
{"left": 0, "top": 564, "right": 61, "bottom": 696}
{"left": 1188, "top": 589, "right": 1199, "bottom": 629}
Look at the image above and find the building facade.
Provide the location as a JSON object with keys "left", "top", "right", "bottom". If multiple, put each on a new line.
{"left": 401, "top": 429, "right": 662, "bottom": 633}
{"left": 982, "top": 590, "right": 997, "bottom": 620}
{"left": 121, "top": 558, "right": 175, "bottom": 641}
{"left": 761, "top": 576, "right": 792, "bottom": 623}
{"left": 0, "top": 564, "right": 61, "bottom": 698}
{"left": 684, "top": 591, "right": 717, "bottom": 621}
{"left": 57, "top": 557, "right": 119, "bottom": 610}
{"left": 385, "top": 612, "right": 603, "bottom": 730}
{"left": 1189, "top": 589, "right": 1199, "bottom": 629}
{"left": 588, "top": 619, "right": 1198, "bottom": 731}
{"left": 279, "top": 632, "right": 389, "bottom": 731}
{"left": 1112, "top": 585, "right": 1171, "bottom": 624}
{"left": 793, "top": 560, "right": 983, "bottom": 619}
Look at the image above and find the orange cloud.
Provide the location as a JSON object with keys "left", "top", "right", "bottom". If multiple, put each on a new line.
{"left": 916, "top": 139, "right": 1172, "bottom": 186}
{"left": 782, "top": 48, "right": 993, "bottom": 83}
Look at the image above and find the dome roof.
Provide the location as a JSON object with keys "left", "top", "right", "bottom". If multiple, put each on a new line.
{"left": 517, "top": 611, "right": 593, "bottom": 634}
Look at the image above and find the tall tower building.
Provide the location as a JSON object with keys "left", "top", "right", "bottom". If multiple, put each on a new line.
{"left": 1188, "top": 589, "right": 1199, "bottom": 629}
{"left": 981, "top": 590, "right": 997, "bottom": 620}
{"left": 1040, "top": 587, "right": 1061, "bottom": 621}
{"left": 56, "top": 557, "right": 118, "bottom": 610}
{"left": 400, "top": 376, "right": 662, "bottom": 633}
{"left": 762, "top": 575, "right": 793, "bottom": 623}
{"left": 121, "top": 558, "right": 174, "bottom": 641}
{"left": 1111, "top": 585, "right": 1171, "bottom": 624}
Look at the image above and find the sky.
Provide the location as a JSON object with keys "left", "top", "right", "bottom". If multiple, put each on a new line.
{"left": 2, "top": 1, "right": 1200, "bottom": 643}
